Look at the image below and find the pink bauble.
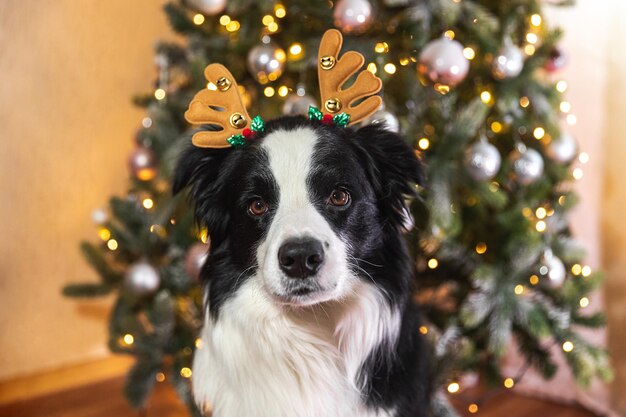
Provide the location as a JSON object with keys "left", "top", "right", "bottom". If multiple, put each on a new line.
{"left": 184, "top": 242, "right": 210, "bottom": 282}
{"left": 418, "top": 38, "right": 469, "bottom": 87}
{"left": 333, "top": 0, "right": 373, "bottom": 34}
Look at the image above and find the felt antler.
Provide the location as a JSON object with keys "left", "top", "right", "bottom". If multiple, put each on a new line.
{"left": 185, "top": 64, "right": 252, "bottom": 148}
{"left": 317, "top": 29, "right": 382, "bottom": 125}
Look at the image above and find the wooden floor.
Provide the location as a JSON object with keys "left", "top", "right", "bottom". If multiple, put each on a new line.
{"left": 0, "top": 377, "right": 596, "bottom": 417}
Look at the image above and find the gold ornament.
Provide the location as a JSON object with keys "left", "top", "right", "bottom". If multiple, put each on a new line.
{"left": 325, "top": 98, "right": 342, "bottom": 113}
{"left": 216, "top": 76, "right": 232, "bottom": 91}
{"left": 229, "top": 112, "right": 247, "bottom": 128}
{"left": 320, "top": 55, "right": 336, "bottom": 70}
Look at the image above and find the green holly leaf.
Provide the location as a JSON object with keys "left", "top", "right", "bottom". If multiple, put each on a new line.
{"left": 250, "top": 115, "right": 265, "bottom": 133}
{"left": 308, "top": 106, "right": 323, "bottom": 121}
{"left": 227, "top": 134, "right": 246, "bottom": 148}
{"left": 333, "top": 112, "right": 350, "bottom": 127}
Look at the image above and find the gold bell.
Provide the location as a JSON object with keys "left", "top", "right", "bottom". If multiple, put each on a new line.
{"left": 230, "top": 112, "right": 247, "bottom": 128}
{"left": 320, "top": 56, "right": 336, "bottom": 70}
{"left": 325, "top": 98, "right": 342, "bottom": 113}
{"left": 216, "top": 76, "right": 232, "bottom": 92}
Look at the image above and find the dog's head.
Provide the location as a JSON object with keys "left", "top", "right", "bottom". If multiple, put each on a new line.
{"left": 174, "top": 117, "right": 423, "bottom": 314}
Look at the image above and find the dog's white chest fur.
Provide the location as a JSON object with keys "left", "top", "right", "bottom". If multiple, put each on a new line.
{"left": 192, "top": 279, "right": 398, "bottom": 417}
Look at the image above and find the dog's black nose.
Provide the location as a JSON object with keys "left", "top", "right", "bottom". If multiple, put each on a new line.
{"left": 278, "top": 238, "right": 325, "bottom": 279}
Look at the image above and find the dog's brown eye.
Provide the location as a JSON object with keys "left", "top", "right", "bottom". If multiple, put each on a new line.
{"left": 248, "top": 199, "right": 269, "bottom": 216}
{"left": 328, "top": 189, "right": 351, "bottom": 207}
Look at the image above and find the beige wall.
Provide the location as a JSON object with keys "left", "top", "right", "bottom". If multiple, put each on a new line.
{"left": 0, "top": 1, "right": 625, "bottom": 413}
{"left": 0, "top": 1, "right": 174, "bottom": 380}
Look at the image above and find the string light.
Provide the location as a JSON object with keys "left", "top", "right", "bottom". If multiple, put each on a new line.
{"left": 226, "top": 20, "right": 240, "bottom": 32}
{"left": 475, "top": 242, "right": 487, "bottom": 254}
{"left": 219, "top": 15, "right": 231, "bottom": 25}
{"left": 491, "top": 121, "right": 502, "bottom": 133}
{"left": 154, "top": 88, "right": 166, "bottom": 100}
{"left": 274, "top": 3, "right": 286, "bottom": 18}
{"left": 524, "top": 45, "right": 536, "bottom": 55}
{"left": 444, "top": 30, "right": 455, "bottom": 40}
{"left": 384, "top": 63, "right": 397, "bottom": 74}
{"left": 579, "top": 152, "right": 590, "bottom": 164}
{"left": 419, "top": 326, "right": 429, "bottom": 335}
{"left": 572, "top": 168, "right": 584, "bottom": 180}
{"left": 98, "top": 228, "right": 111, "bottom": 241}
{"left": 418, "top": 138, "right": 430, "bottom": 150}
{"left": 529, "top": 274, "right": 539, "bottom": 285}
{"left": 447, "top": 382, "right": 460, "bottom": 394}
{"left": 525, "top": 33, "right": 538, "bottom": 44}
{"left": 579, "top": 297, "right": 590, "bottom": 308}
{"left": 463, "top": 47, "right": 475, "bottom": 60}
{"left": 427, "top": 258, "right": 439, "bottom": 269}
{"left": 489, "top": 182, "right": 499, "bottom": 192}
{"left": 556, "top": 80, "right": 568, "bottom": 92}
{"left": 558, "top": 195, "right": 567, "bottom": 206}
{"left": 193, "top": 14, "right": 205, "bottom": 25}
{"left": 530, "top": 14, "right": 542, "bottom": 27}
{"left": 571, "top": 264, "right": 582, "bottom": 275}
{"left": 264, "top": 86, "right": 275, "bottom": 97}
{"left": 278, "top": 85, "right": 289, "bottom": 97}
{"left": 581, "top": 265, "right": 592, "bottom": 277}
{"left": 566, "top": 114, "right": 577, "bottom": 125}
{"left": 480, "top": 91, "right": 492, "bottom": 104}
{"left": 155, "top": 372, "right": 166, "bottom": 382}
{"left": 288, "top": 43, "right": 303, "bottom": 60}
{"left": 142, "top": 198, "right": 154, "bottom": 209}
{"left": 519, "top": 96, "right": 530, "bottom": 108}
{"left": 123, "top": 334, "right": 134, "bottom": 345}
{"left": 367, "top": 63, "right": 377, "bottom": 74}
{"left": 180, "top": 367, "right": 193, "bottom": 378}
{"left": 503, "top": 378, "right": 515, "bottom": 389}
{"left": 560, "top": 101, "right": 571, "bottom": 113}
{"left": 562, "top": 341, "right": 574, "bottom": 352}
{"left": 267, "top": 21, "right": 279, "bottom": 32}
{"left": 141, "top": 117, "right": 152, "bottom": 128}
{"left": 535, "top": 207, "right": 547, "bottom": 219}
{"left": 514, "top": 285, "right": 525, "bottom": 295}
{"left": 262, "top": 15, "right": 274, "bottom": 25}
{"left": 375, "top": 42, "right": 389, "bottom": 53}
{"left": 195, "top": 338, "right": 204, "bottom": 349}
{"left": 107, "top": 239, "right": 118, "bottom": 251}
{"left": 399, "top": 56, "right": 410, "bottom": 66}
{"left": 468, "top": 404, "right": 479, "bottom": 414}
{"left": 533, "top": 127, "right": 545, "bottom": 139}
{"left": 207, "top": 82, "right": 217, "bottom": 91}
{"left": 535, "top": 220, "right": 547, "bottom": 232}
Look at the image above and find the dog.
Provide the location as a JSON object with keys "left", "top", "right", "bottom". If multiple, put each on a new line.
{"left": 174, "top": 116, "right": 431, "bottom": 417}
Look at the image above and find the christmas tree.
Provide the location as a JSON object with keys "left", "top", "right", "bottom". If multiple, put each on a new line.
{"left": 63, "top": 0, "right": 611, "bottom": 415}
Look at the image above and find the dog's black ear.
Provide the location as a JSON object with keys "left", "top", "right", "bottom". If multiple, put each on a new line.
{"left": 173, "top": 145, "right": 233, "bottom": 243}
{"left": 353, "top": 124, "right": 425, "bottom": 228}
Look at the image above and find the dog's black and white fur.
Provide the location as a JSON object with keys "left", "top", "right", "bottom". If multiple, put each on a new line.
{"left": 174, "top": 116, "right": 430, "bottom": 417}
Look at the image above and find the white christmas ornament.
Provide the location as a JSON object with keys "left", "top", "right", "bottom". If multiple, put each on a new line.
{"left": 189, "top": 0, "right": 226, "bottom": 15}
{"left": 282, "top": 94, "right": 317, "bottom": 116}
{"left": 364, "top": 108, "right": 400, "bottom": 133}
{"left": 464, "top": 140, "right": 502, "bottom": 181}
{"left": 511, "top": 146, "right": 544, "bottom": 185}
{"left": 492, "top": 41, "right": 524, "bottom": 79}
{"left": 333, "top": 0, "right": 373, "bottom": 33}
{"left": 540, "top": 249, "right": 566, "bottom": 288}
{"left": 247, "top": 42, "right": 286, "bottom": 84}
{"left": 546, "top": 132, "right": 578, "bottom": 163}
{"left": 418, "top": 37, "right": 470, "bottom": 87}
{"left": 125, "top": 260, "right": 160, "bottom": 296}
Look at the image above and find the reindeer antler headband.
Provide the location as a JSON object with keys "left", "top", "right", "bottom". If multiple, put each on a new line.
{"left": 184, "top": 29, "right": 383, "bottom": 149}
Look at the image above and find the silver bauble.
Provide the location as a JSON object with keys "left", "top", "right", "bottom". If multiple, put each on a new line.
{"left": 363, "top": 109, "right": 400, "bottom": 133}
{"left": 189, "top": 0, "right": 226, "bottom": 15}
{"left": 546, "top": 132, "right": 578, "bottom": 163}
{"left": 418, "top": 38, "right": 469, "bottom": 87}
{"left": 540, "top": 249, "right": 566, "bottom": 288}
{"left": 282, "top": 94, "right": 317, "bottom": 116}
{"left": 128, "top": 146, "right": 158, "bottom": 181}
{"left": 247, "top": 43, "right": 286, "bottom": 84}
{"left": 184, "top": 242, "right": 210, "bottom": 282}
{"left": 125, "top": 260, "right": 160, "bottom": 296}
{"left": 464, "top": 141, "right": 502, "bottom": 181}
{"left": 333, "top": 0, "right": 373, "bottom": 33}
{"left": 492, "top": 42, "right": 524, "bottom": 79}
{"left": 511, "top": 147, "right": 544, "bottom": 185}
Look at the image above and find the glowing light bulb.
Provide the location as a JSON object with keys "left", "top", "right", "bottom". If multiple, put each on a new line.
{"left": 529, "top": 275, "right": 539, "bottom": 285}
{"left": 504, "top": 378, "right": 515, "bottom": 389}
{"left": 384, "top": 63, "right": 397, "bottom": 74}
{"left": 535, "top": 207, "right": 547, "bottom": 219}
{"left": 123, "top": 334, "right": 134, "bottom": 345}
{"left": 468, "top": 404, "right": 479, "bottom": 414}
{"left": 579, "top": 152, "right": 590, "bottom": 164}
{"left": 193, "top": 14, "right": 205, "bottom": 25}
{"left": 581, "top": 265, "right": 592, "bottom": 277}
{"left": 533, "top": 127, "right": 545, "bottom": 140}
{"left": 154, "top": 88, "right": 166, "bottom": 100}
{"left": 571, "top": 264, "right": 582, "bottom": 275}
{"left": 180, "top": 367, "right": 193, "bottom": 378}
{"left": 444, "top": 30, "right": 455, "bottom": 40}
{"left": 262, "top": 15, "right": 274, "bottom": 25}
{"left": 531, "top": 14, "right": 542, "bottom": 27}
{"left": 562, "top": 341, "right": 574, "bottom": 352}
{"left": 264, "top": 86, "right": 275, "bottom": 97}
{"left": 475, "top": 243, "right": 487, "bottom": 254}
{"left": 274, "top": 3, "right": 286, "bottom": 18}
{"left": 419, "top": 326, "right": 429, "bottom": 335}
{"left": 155, "top": 372, "right": 165, "bottom": 382}
{"left": 219, "top": 15, "right": 231, "bottom": 25}
{"left": 573, "top": 168, "right": 584, "bottom": 180}
{"left": 556, "top": 80, "right": 568, "bottom": 92}
{"left": 374, "top": 42, "right": 389, "bottom": 53}
{"left": 142, "top": 198, "right": 154, "bottom": 209}
{"left": 560, "top": 101, "right": 571, "bottom": 113}
{"left": 480, "top": 91, "right": 492, "bottom": 104}
{"left": 463, "top": 47, "right": 475, "bottom": 60}
{"left": 579, "top": 297, "right": 590, "bottom": 308}
{"left": 447, "top": 382, "right": 460, "bottom": 393}
{"left": 514, "top": 285, "right": 525, "bottom": 295}
{"left": 367, "top": 63, "right": 377, "bottom": 74}
{"left": 107, "top": 239, "right": 118, "bottom": 251}
{"left": 98, "top": 228, "right": 111, "bottom": 241}
{"left": 418, "top": 138, "right": 430, "bottom": 150}
{"left": 267, "top": 22, "right": 279, "bottom": 32}
{"left": 526, "top": 33, "right": 538, "bottom": 44}
{"left": 520, "top": 96, "right": 530, "bottom": 108}
{"left": 427, "top": 258, "right": 439, "bottom": 269}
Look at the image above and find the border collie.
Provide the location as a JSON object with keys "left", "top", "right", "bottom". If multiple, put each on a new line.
{"left": 174, "top": 117, "right": 430, "bottom": 417}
